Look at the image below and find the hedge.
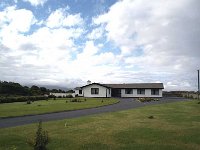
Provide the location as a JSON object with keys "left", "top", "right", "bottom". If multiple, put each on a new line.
{"left": 0, "top": 96, "right": 48, "bottom": 103}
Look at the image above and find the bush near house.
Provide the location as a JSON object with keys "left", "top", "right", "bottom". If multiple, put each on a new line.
{"left": 138, "top": 97, "right": 159, "bottom": 102}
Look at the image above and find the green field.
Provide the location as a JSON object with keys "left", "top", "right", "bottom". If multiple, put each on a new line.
{"left": 0, "top": 98, "right": 119, "bottom": 118}
{"left": 0, "top": 100, "right": 199, "bottom": 150}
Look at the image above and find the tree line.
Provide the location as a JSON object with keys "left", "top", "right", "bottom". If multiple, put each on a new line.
{"left": 0, "top": 81, "right": 68, "bottom": 96}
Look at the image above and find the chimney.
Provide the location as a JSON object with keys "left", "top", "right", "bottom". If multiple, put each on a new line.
{"left": 87, "top": 80, "right": 91, "bottom": 85}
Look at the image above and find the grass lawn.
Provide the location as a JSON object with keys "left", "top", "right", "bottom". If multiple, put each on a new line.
{"left": 0, "top": 98, "right": 119, "bottom": 118}
{"left": 0, "top": 100, "right": 200, "bottom": 150}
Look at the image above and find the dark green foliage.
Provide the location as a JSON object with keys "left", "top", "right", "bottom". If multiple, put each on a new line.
{"left": 65, "top": 95, "right": 73, "bottom": 98}
{"left": 0, "top": 81, "right": 67, "bottom": 100}
{"left": 70, "top": 98, "right": 82, "bottom": 102}
{"left": 27, "top": 100, "right": 31, "bottom": 104}
{"left": 28, "top": 121, "right": 49, "bottom": 150}
{"left": 138, "top": 97, "right": 160, "bottom": 102}
{"left": 0, "top": 96, "right": 48, "bottom": 103}
{"left": 148, "top": 115, "right": 154, "bottom": 119}
{"left": 30, "top": 85, "right": 42, "bottom": 96}
{"left": 51, "top": 89, "right": 58, "bottom": 93}
{"left": 0, "top": 80, "right": 73, "bottom": 98}
{"left": 40, "top": 87, "right": 47, "bottom": 94}
{"left": 0, "top": 81, "right": 30, "bottom": 95}
{"left": 66, "top": 89, "right": 74, "bottom": 93}
{"left": 48, "top": 95, "right": 56, "bottom": 99}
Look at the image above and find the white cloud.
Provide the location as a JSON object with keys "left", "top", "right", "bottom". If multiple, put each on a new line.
{"left": 87, "top": 26, "right": 104, "bottom": 40}
{"left": 0, "top": 6, "right": 37, "bottom": 52}
{"left": 46, "top": 8, "right": 83, "bottom": 28}
{"left": 0, "top": 6, "right": 85, "bottom": 87}
{"left": 22, "top": 0, "right": 48, "bottom": 6}
{"left": 93, "top": 0, "right": 200, "bottom": 90}
{"left": 0, "top": 1, "right": 199, "bottom": 90}
{"left": 0, "top": 6, "right": 36, "bottom": 33}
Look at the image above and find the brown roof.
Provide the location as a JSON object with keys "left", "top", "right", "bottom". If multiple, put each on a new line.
{"left": 81, "top": 83, "right": 111, "bottom": 89}
{"left": 103, "top": 83, "right": 164, "bottom": 89}
{"left": 76, "top": 83, "right": 164, "bottom": 89}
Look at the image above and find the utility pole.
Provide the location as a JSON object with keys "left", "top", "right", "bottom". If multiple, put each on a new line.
{"left": 198, "top": 70, "right": 199, "bottom": 100}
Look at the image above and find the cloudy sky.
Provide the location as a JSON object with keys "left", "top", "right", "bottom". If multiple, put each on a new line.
{"left": 0, "top": 0, "right": 199, "bottom": 90}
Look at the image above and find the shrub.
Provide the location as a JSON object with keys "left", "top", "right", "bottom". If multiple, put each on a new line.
{"left": 27, "top": 100, "right": 31, "bottom": 104}
{"left": 148, "top": 116, "right": 154, "bottom": 119}
{"left": 28, "top": 121, "right": 49, "bottom": 150}
{"left": 66, "top": 95, "right": 73, "bottom": 98}
{"left": 154, "top": 98, "right": 160, "bottom": 101}
{"left": 48, "top": 95, "right": 55, "bottom": 98}
{"left": 0, "top": 96, "right": 48, "bottom": 103}
{"left": 70, "top": 98, "right": 81, "bottom": 102}
{"left": 138, "top": 97, "right": 157, "bottom": 102}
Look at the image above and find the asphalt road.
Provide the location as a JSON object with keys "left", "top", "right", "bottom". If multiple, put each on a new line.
{"left": 0, "top": 97, "right": 189, "bottom": 128}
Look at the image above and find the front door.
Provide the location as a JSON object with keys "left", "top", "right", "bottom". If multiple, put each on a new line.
{"left": 111, "top": 88, "right": 121, "bottom": 97}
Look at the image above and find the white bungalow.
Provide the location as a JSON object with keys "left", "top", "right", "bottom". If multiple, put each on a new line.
{"left": 74, "top": 82, "right": 164, "bottom": 98}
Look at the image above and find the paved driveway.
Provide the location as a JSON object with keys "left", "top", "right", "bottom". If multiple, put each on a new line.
{"left": 0, "top": 97, "right": 188, "bottom": 128}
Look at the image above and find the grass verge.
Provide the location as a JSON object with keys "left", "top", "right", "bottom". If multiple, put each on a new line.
{"left": 0, "top": 98, "right": 119, "bottom": 118}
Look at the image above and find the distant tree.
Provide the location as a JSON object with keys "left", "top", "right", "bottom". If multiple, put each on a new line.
{"left": 51, "top": 89, "right": 58, "bottom": 93}
{"left": 0, "top": 81, "right": 29, "bottom": 95}
{"left": 66, "top": 90, "right": 74, "bottom": 93}
{"left": 40, "top": 87, "right": 48, "bottom": 94}
{"left": 30, "top": 85, "right": 42, "bottom": 95}
{"left": 58, "top": 89, "right": 65, "bottom": 93}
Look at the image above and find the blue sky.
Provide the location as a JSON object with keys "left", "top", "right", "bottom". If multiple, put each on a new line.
{"left": 0, "top": 0, "right": 200, "bottom": 90}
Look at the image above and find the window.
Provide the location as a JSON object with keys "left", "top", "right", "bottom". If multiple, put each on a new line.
{"left": 125, "top": 89, "right": 133, "bottom": 94}
{"left": 109, "top": 89, "right": 110, "bottom": 94}
{"left": 137, "top": 89, "right": 145, "bottom": 94}
{"left": 151, "top": 89, "right": 159, "bottom": 95}
{"left": 91, "top": 88, "right": 99, "bottom": 94}
{"left": 79, "top": 90, "right": 82, "bottom": 94}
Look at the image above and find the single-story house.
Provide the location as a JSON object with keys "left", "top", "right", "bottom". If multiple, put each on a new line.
{"left": 74, "top": 83, "right": 164, "bottom": 98}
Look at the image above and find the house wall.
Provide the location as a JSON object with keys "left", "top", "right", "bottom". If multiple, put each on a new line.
{"left": 121, "top": 89, "right": 162, "bottom": 97}
{"left": 82, "top": 84, "right": 111, "bottom": 97}
{"left": 75, "top": 90, "right": 83, "bottom": 97}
